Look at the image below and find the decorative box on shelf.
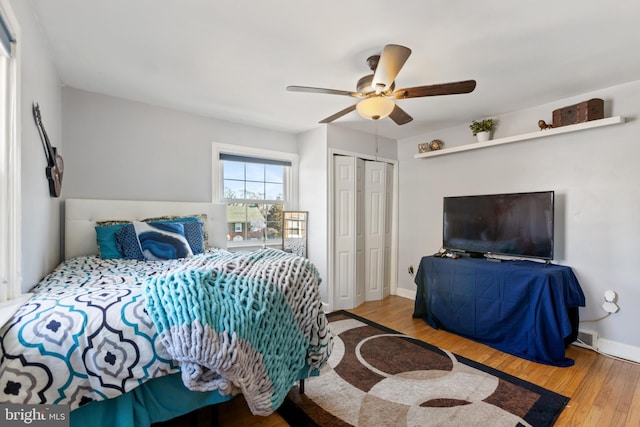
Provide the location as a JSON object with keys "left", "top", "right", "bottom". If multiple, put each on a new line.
{"left": 552, "top": 98, "right": 604, "bottom": 128}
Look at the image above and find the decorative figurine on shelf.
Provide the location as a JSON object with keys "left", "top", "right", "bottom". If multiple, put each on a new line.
{"left": 418, "top": 139, "right": 445, "bottom": 153}
{"left": 538, "top": 120, "right": 553, "bottom": 130}
{"left": 429, "top": 139, "right": 444, "bottom": 151}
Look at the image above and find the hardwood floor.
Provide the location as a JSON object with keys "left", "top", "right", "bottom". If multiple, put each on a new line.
{"left": 210, "top": 296, "right": 640, "bottom": 426}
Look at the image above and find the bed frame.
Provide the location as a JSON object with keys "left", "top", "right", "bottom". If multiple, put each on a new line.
{"left": 64, "top": 198, "right": 228, "bottom": 259}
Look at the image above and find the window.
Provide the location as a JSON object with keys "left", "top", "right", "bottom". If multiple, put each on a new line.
{"left": 213, "top": 144, "right": 297, "bottom": 249}
{"left": 0, "top": 0, "right": 25, "bottom": 326}
{"left": 222, "top": 154, "right": 287, "bottom": 245}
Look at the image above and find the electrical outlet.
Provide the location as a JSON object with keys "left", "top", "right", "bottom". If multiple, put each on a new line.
{"left": 602, "top": 301, "right": 619, "bottom": 313}
{"left": 602, "top": 289, "right": 619, "bottom": 313}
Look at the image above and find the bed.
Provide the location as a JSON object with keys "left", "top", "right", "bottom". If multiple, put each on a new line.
{"left": 0, "top": 199, "right": 332, "bottom": 426}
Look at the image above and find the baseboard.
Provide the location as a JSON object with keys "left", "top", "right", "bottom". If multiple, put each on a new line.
{"left": 394, "top": 287, "right": 416, "bottom": 300}
{"left": 597, "top": 338, "right": 640, "bottom": 363}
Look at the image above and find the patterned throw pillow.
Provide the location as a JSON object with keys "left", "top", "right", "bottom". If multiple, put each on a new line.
{"left": 132, "top": 221, "right": 194, "bottom": 261}
{"left": 181, "top": 221, "right": 205, "bottom": 254}
{"left": 115, "top": 221, "right": 204, "bottom": 259}
{"left": 114, "top": 225, "right": 144, "bottom": 260}
{"left": 141, "top": 214, "right": 209, "bottom": 248}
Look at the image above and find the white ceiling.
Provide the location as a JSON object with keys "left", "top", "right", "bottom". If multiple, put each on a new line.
{"left": 30, "top": 0, "right": 640, "bottom": 140}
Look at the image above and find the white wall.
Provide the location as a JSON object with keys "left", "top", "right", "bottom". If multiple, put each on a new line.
{"left": 328, "top": 125, "right": 397, "bottom": 160}
{"left": 10, "top": 0, "right": 63, "bottom": 291}
{"left": 397, "top": 80, "right": 640, "bottom": 358}
{"left": 298, "top": 126, "right": 329, "bottom": 301}
{"left": 62, "top": 87, "right": 298, "bottom": 202}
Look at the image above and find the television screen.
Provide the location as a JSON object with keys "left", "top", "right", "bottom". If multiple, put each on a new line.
{"left": 443, "top": 191, "right": 554, "bottom": 260}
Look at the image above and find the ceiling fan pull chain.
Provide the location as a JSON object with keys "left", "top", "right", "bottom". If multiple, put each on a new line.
{"left": 375, "top": 121, "right": 379, "bottom": 161}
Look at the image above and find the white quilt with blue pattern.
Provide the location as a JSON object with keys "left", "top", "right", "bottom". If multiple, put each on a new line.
{"left": 0, "top": 249, "right": 331, "bottom": 414}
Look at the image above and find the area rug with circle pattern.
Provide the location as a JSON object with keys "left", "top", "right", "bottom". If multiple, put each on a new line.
{"left": 278, "top": 310, "right": 568, "bottom": 427}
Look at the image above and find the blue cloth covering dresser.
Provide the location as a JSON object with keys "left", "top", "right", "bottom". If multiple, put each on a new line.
{"left": 413, "top": 256, "right": 586, "bottom": 366}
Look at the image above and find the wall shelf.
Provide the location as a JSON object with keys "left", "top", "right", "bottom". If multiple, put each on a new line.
{"left": 414, "top": 116, "right": 626, "bottom": 159}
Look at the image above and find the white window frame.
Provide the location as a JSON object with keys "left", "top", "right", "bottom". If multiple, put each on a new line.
{"left": 212, "top": 143, "right": 298, "bottom": 249}
{"left": 0, "top": 0, "right": 27, "bottom": 328}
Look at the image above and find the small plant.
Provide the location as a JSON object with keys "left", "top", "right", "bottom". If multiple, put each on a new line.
{"left": 469, "top": 118, "right": 495, "bottom": 135}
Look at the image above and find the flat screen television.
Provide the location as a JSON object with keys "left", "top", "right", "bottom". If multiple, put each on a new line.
{"left": 443, "top": 191, "right": 554, "bottom": 260}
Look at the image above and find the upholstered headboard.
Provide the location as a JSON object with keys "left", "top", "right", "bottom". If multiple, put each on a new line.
{"left": 65, "top": 199, "right": 227, "bottom": 259}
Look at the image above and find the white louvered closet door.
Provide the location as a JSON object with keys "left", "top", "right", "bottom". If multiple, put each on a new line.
{"left": 364, "top": 160, "right": 386, "bottom": 301}
{"left": 333, "top": 155, "right": 365, "bottom": 310}
{"left": 333, "top": 155, "right": 391, "bottom": 309}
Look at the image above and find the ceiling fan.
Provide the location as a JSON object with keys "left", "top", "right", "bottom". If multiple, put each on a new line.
{"left": 287, "top": 44, "right": 476, "bottom": 125}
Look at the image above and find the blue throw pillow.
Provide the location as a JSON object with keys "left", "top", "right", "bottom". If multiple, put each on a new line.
{"left": 115, "top": 221, "right": 204, "bottom": 259}
{"left": 141, "top": 214, "right": 209, "bottom": 248}
{"left": 181, "top": 221, "right": 205, "bottom": 254}
{"left": 115, "top": 224, "right": 144, "bottom": 260}
{"left": 150, "top": 217, "right": 205, "bottom": 251}
{"left": 95, "top": 223, "right": 128, "bottom": 259}
{"left": 133, "top": 221, "right": 194, "bottom": 261}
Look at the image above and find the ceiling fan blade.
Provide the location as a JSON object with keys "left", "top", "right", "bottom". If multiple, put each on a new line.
{"left": 287, "top": 85, "right": 357, "bottom": 97}
{"left": 319, "top": 104, "right": 357, "bottom": 124}
{"left": 372, "top": 44, "right": 412, "bottom": 93}
{"left": 389, "top": 104, "right": 413, "bottom": 125}
{"left": 393, "top": 80, "right": 477, "bottom": 99}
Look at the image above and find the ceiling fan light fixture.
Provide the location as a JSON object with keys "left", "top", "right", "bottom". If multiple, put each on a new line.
{"left": 356, "top": 96, "right": 395, "bottom": 121}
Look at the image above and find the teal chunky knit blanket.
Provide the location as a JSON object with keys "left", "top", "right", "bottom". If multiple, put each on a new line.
{"left": 143, "top": 248, "right": 332, "bottom": 415}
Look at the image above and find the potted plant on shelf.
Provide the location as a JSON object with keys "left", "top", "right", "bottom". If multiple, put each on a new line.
{"left": 469, "top": 118, "right": 495, "bottom": 142}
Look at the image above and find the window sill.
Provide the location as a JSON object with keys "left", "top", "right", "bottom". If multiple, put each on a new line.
{"left": 0, "top": 293, "right": 33, "bottom": 329}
